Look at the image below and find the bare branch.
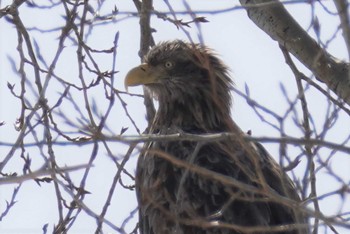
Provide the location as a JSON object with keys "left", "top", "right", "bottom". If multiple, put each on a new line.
{"left": 240, "top": 0, "right": 350, "bottom": 105}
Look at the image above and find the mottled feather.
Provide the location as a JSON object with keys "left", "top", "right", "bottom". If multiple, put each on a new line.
{"left": 127, "top": 40, "right": 308, "bottom": 234}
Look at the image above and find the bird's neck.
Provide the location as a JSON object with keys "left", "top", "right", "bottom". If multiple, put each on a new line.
{"left": 154, "top": 96, "right": 233, "bottom": 133}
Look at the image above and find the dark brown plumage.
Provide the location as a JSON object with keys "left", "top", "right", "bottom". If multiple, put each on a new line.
{"left": 125, "top": 40, "right": 308, "bottom": 234}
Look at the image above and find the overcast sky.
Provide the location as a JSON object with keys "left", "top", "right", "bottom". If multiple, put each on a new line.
{"left": 0, "top": 1, "right": 349, "bottom": 233}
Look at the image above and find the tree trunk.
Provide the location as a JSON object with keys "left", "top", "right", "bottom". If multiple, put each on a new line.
{"left": 240, "top": 0, "right": 350, "bottom": 105}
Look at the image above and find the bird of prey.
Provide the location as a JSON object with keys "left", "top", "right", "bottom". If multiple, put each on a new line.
{"left": 125, "top": 40, "right": 308, "bottom": 234}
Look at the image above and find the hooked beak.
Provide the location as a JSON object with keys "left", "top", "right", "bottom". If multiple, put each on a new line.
{"left": 124, "top": 63, "right": 159, "bottom": 90}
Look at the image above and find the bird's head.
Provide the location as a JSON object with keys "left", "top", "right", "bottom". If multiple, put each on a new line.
{"left": 125, "top": 40, "right": 234, "bottom": 130}
{"left": 125, "top": 40, "right": 232, "bottom": 101}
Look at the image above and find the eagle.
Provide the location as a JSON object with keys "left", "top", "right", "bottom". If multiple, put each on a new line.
{"left": 125, "top": 40, "right": 308, "bottom": 234}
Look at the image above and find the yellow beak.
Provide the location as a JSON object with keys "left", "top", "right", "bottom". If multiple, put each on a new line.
{"left": 124, "top": 63, "right": 158, "bottom": 90}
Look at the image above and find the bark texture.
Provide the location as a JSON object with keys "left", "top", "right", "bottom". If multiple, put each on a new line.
{"left": 240, "top": 0, "right": 350, "bottom": 105}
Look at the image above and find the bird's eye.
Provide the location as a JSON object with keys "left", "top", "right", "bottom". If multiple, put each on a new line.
{"left": 164, "top": 61, "right": 174, "bottom": 69}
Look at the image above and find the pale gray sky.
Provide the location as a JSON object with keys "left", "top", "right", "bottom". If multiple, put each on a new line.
{"left": 0, "top": 1, "right": 349, "bottom": 233}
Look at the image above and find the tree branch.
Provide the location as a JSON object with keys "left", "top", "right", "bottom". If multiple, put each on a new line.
{"left": 136, "top": 0, "right": 156, "bottom": 127}
{"left": 333, "top": 0, "right": 350, "bottom": 59}
{"left": 239, "top": 0, "right": 350, "bottom": 105}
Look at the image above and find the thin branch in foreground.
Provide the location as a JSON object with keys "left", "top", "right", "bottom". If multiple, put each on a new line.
{"left": 1, "top": 132, "right": 349, "bottom": 154}
{"left": 0, "top": 164, "right": 91, "bottom": 185}
{"left": 0, "top": 185, "right": 21, "bottom": 221}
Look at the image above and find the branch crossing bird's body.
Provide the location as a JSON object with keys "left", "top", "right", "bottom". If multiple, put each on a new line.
{"left": 125, "top": 40, "right": 308, "bottom": 234}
